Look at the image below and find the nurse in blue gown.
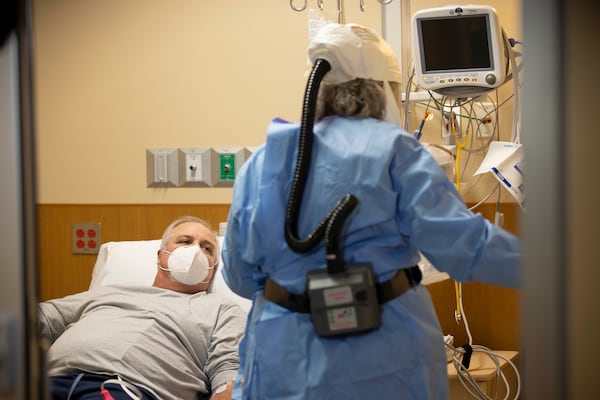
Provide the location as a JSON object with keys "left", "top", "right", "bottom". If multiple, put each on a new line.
{"left": 223, "top": 23, "right": 521, "bottom": 400}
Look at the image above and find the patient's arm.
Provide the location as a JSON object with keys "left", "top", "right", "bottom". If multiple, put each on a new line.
{"left": 204, "top": 300, "right": 244, "bottom": 399}
{"left": 210, "top": 381, "right": 233, "bottom": 400}
{"left": 38, "top": 290, "right": 93, "bottom": 342}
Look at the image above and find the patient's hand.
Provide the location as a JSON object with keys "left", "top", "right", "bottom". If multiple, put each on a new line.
{"left": 210, "top": 381, "right": 234, "bottom": 400}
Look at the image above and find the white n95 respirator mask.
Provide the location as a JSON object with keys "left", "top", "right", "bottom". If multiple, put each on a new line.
{"left": 159, "top": 245, "right": 213, "bottom": 285}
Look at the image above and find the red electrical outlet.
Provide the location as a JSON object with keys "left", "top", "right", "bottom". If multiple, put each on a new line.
{"left": 72, "top": 223, "right": 102, "bottom": 254}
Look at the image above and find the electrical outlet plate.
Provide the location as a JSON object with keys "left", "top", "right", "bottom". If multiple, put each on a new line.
{"left": 72, "top": 222, "right": 101, "bottom": 254}
{"left": 211, "top": 147, "right": 250, "bottom": 187}
{"left": 472, "top": 102, "right": 496, "bottom": 137}
{"left": 178, "top": 148, "right": 212, "bottom": 187}
{"left": 146, "top": 148, "right": 179, "bottom": 187}
{"left": 442, "top": 105, "right": 461, "bottom": 139}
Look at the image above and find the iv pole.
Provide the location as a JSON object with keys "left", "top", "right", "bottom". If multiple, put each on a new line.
{"left": 291, "top": 1, "right": 396, "bottom": 24}
{"left": 337, "top": 0, "right": 345, "bottom": 23}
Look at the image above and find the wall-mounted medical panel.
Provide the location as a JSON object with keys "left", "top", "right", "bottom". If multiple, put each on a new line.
{"left": 245, "top": 146, "right": 259, "bottom": 157}
{"left": 146, "top": 148, "right": 179, "bottom": 187}
{"left": 72, "top": 222, "right": 101, "bottom": 254}
{"left": 210, "top": 147, "right": 250, "bottom": 187}
{"left": 178, "top": 147, "right": 213, "bottom": 187}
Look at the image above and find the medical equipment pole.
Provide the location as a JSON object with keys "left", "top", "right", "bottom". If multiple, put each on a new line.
{"left": 337, "top": 0, "right": 345, "bottom": 23}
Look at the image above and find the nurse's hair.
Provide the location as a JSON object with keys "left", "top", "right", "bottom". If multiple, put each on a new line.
{"left": 160, "top": 216, "right": 219, "bottom": 258}
{"left": 316, "top": 78, "right": 386, "bottom": 121}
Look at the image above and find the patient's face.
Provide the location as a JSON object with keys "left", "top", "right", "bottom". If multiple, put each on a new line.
{"left": 156, "top": 221, "right": 218, "bottom": 293}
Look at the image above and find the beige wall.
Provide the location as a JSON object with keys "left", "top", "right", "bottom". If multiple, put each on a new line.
{"left": 33, "top": 0, "right": 521, "bottom": 205}
{"left": 32, "top": 0, "right": 381, "bottom": 204}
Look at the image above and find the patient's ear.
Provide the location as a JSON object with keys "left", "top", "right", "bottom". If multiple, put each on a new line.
{"left": 156, "top": 248, "right": 168, "bottom": 269}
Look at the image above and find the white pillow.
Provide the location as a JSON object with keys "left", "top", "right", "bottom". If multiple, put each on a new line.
{"left": 89, "top": 238, "right": 252, "bottom": 313}
{"left": 90, "top": 239, "right": 161, "bottom": 288}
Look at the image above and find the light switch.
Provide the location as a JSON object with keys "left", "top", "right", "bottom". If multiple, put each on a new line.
{"left": 146, "top": 148, "right": 179, "bottom": 187}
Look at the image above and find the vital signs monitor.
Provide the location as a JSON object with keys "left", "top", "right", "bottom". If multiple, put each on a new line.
{"left": 412, "top": 5, "right": 508, "bottom": 97}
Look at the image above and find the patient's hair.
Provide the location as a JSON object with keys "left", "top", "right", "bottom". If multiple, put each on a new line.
{"left": 316, "top": 78, "right": 386, "bottom": 121}
{"left": 160, "top": 216, "right": 219, "bottom": 260}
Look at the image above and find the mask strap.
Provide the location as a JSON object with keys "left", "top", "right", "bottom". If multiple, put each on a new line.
{"left": 157, "top": 263, "right": 170, "bottom": 272}
{"left": 158, "top": 249, "right": 171, "bottom": 272}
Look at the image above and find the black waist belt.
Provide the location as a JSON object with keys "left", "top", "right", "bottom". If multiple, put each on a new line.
{"left": 264, "top": 265, "right": 422, "bottom": 314}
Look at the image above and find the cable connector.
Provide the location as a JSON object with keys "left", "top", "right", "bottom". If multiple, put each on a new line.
{"left": 100, "top": 378, "right": 143, "bottom": 400}
{"left": 494, "top": 211, "right": 504, "bottom": 227}
{"left": 460, "top": 344, "right": 473, "bottom": 369}
{"left": 101, "top": 388, "right": 116, "bottom": 400}
{"left": 413, "top": 111, "right": 432, "bottom": 141}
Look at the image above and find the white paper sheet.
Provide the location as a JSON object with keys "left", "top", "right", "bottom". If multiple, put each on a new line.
{"left": 475, "top": 141, "right": 525, "bottom": 208}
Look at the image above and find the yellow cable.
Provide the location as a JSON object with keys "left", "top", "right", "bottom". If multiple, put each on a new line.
{"left": 453, "top": 124, "right": 470, "bottom": 193}
{"left": 452, "top": 124, "right": 470, "bottom": 323}
{"left": 454, "top": 281, "right": 462, "bottom": 323}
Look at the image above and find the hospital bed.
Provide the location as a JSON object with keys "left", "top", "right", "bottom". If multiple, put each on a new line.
{"left": 88, "top": 225, "right": 455, "bottom": 310}
{"left": 89, "top": 237, "right": 253, "bottom": 313}
{"left": 88, "top": 236, "right": 446, "bottom": 313}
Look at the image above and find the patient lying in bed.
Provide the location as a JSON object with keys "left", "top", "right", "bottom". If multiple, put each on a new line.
{"left": 38, "top": 216, "right": 248, "bottom": 400}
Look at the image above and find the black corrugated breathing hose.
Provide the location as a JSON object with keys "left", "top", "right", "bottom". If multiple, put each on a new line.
{"left": 284, "top": 58, "right": 358, "bottom": 273}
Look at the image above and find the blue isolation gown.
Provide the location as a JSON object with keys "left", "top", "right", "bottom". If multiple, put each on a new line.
{"left": 222, "top": 116, "right": 521, "bottom": 400}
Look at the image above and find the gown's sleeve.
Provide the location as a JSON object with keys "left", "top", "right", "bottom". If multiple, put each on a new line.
{"left": 222, "top": 146, "right": 269, "bottom": 299}
{"left": 391, "top": 136, "right": 521, "bottom": 289}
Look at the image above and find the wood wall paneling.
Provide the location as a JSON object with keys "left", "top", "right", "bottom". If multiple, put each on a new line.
{"left": 37, "top": 202, "right": 521, "bottom": 351}
{"left": 428, "top": 202, "right": 522, "bottom": 351}
{"left": 37, "top": 204, "right": 230, "bottom": 301}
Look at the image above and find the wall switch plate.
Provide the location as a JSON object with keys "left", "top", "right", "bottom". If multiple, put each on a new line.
{"left": 178, "top": 148, "right": 212, "bottom": 187}
{"left": 210, "top": 147, "right": 250, "bottom": 187}
{"left": 72, "top": 222, "right": 101, "bottom": 254}
{"left": 146, "top": 148, "right": 179, "bottom": 187}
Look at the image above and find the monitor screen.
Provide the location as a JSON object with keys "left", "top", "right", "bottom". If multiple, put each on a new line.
{"left": 419, "top": 15, "right": 492, "bottom": 72}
